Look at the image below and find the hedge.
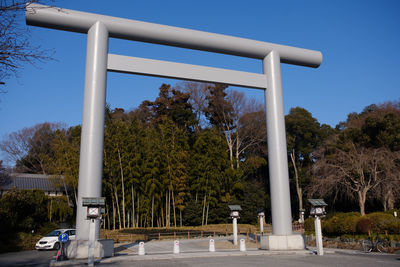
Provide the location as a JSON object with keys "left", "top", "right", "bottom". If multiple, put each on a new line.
{"left": 304, "top": 211, "right": 400, "bottom": 236}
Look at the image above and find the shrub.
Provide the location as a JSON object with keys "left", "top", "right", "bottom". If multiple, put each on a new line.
{"left": 304, "top": 217, "right": 314, "bottom": 232}
{"left": 366, "top": 212, "right": 399, "bottom": 234}
{"left": 356, "top": 217, "right": 373, "bottom": 234}
{"left": 323, "top": 212, "right": 361, "bottom": 236}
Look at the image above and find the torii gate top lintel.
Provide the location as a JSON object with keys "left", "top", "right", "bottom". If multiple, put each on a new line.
{"left": 26, "top": 4, "right": 322, "bottom": 68}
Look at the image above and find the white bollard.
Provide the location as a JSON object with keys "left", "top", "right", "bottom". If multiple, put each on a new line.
{"left": 239, "top": 239, "right": 246, "bottom": 252}
{"left": 138, "top": 241, "right": 145, "bottom": 255}
{"left": 209, "top": 239, "right": 216, "bottom": 252}
{"left": 173, "top": 240, "right": 180, "bottom": 254}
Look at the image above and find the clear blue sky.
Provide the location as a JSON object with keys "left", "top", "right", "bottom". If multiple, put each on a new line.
{"left": 0, "top": 0, "right": 399, "bottom": 163}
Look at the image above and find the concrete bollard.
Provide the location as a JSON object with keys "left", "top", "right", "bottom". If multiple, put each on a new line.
{"left": 209, "top": 239, "right": 216, "bottom": 252}
{"left": 240, "top": 239, "right": 246, "bottom": 252}
{"left": 138, "top": 241, "right": 145, "bottom": 255}
{"left": 173, "top": 240, "right": 180, "bottom": 254}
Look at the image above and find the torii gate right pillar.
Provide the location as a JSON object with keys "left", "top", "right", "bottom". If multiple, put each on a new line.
{"left": 261, "top": 50, "right": 305, "bottom": 250}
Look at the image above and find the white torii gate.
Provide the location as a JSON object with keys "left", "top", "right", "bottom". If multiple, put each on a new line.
{"left": 26, "top": 4, "right": 322, "bottom": 252}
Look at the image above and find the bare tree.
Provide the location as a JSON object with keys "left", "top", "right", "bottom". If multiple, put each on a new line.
{"left": 0, "top": 0, "right": 54, "bottom": 86}
{"left": 309, "top": 141, "right": 400, "bottom": 215}
{"left": 228, "top": 90, "right": 266, "bottom": 169}
{"left": 373, "top": 177, "right": 400, "bottom": 211}
{"left": 174, "top": 81, "right": 211, "bottom": 131}
{"left": 0, "top": 122, "right": 63, "bottom": 173}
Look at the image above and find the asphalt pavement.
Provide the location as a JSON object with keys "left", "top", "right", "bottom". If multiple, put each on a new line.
{"left": 1, "top": 236, "right": 399, "bottom": 267}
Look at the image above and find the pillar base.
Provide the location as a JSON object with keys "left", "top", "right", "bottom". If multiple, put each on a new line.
{"left": 260, "top": 234, "right": 305, "bottom": 250}
{"left": 66, "top": 239, "right": 114, "bottom": 259}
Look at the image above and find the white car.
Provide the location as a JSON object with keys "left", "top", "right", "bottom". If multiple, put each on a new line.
{"left": 35, "top": 229, "right": 76, "bottom": 250}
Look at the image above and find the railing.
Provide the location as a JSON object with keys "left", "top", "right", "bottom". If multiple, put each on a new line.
{"left": 101, "top": 223, "right": 302, "bottom": 243}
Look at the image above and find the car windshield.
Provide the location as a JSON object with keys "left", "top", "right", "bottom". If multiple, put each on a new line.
{"left": 46, "top": 230, "right": 62, "bottom": 237}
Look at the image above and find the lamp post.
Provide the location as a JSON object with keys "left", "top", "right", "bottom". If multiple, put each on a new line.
{"left": 308, "top": 199, "right": 327, "bottom": 256}
{"left": 257, "top": 208, "right": 265, "bottom": 235}
{"left": 228, "top": 205, "right": 242, "bottom": 246}
{"left": 82, "top": 197, "right": 106, "bottom": 266}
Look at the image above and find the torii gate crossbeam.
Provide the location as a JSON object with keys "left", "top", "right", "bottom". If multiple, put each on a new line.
{"left": 26, "top": 4, "right": 322, "bottom": 253}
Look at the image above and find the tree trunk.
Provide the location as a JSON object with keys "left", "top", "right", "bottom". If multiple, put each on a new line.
{"left": 131, "top": 185, "right": 135, "bottom": 228}
{"left": 161, "top": 206, "right": 164, "bottom": 228}
{"left": 151, "top": 194, "right": 154, "bottom": 228}
{"left": 172, "top": 189, "right": 176, "bottom": 227}
{"left": 49, "top": 199, "right": 52, "bottom": 222}
{"left": 165, "top": 191, "right": 169, "bottom": 228}
{"left": 117, "top": 148, "right": 126, "bottom": 228}
{"left": 180, "top": 209, "right": 182, "bottom": 227}
{"left": 358, "top": 189, "right": 368, "bottom": 216}
{"left": 236, "top": 132, "right": 240, "bottom": 169}
{"left": 106, "top": 203, "right": 110, "bottom": 230}
{"left": 290, "top": 150, "right": 303, "bottom": 218}
{"left": 205, "top": 201, "right": 209, "bottom": 226}
{"left": 114, "top": 186, "right": 122, "bottom": 229}
{"left": 201, "top": 194, "right": 207, "bottom": 226}
{"left": 137, "top": 193, "right": 140, "bottom": 228}
{"left": 384, "top": 189, "right": 395, "bottom": 211}
{"left": 112, "top": 194, "right": 116, "bottom": 230}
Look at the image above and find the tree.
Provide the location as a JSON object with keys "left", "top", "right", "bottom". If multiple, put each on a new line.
{"left": 335, "top": 101, "right": 400, "bottom": 210}
{"left": 174, "top": 81, "right": 211, "bottom": 132}
{"left": 147, "top": 83, "right": 196, "bottom": 133}
{"left": 285, "top": 107, "right": 332, "bottom": 219}
{"left": 0, "top": 1, "right": 54, "bottom": 86}
{"left": 0, "top": 122, "right": 62, "bottom": 173}
{"left": 204, "top": 84, "right": 235, "bottom": 168}
{"left": 189, "top": 127, "right": 230, "bottom": 225}
{"left": 229, "top": 91, "right": 266, "bottom": 169}
{"left": 49, "top": 126, "right": 81, "bottom": 207}
{"left": 0, "top": 159, "right": 11, "bottom": 187}
{"left": 310, "top": 141, "right": 400, "bottom": 215}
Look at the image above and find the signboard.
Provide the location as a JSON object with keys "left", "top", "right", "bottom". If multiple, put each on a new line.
{"left": 58, "top": 233, "right": 69, "bottom": 243}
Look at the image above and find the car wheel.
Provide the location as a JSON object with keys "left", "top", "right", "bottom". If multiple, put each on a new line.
{"left": 53, "top": 242, "right": 60, "bottom": 250}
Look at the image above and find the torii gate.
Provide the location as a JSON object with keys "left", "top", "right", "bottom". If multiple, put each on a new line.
{"left": 26, "top": 4, "right": 322, "bottom": 252}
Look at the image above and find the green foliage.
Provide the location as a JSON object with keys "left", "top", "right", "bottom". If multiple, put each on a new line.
{"left": 322, "top": 212, "right": 360, "bottom": 235}
{"left": 237, "top": 180, "right": 268, "bottom": 224}
{"left": 0, "top": 189, "right": 60, "bottom": 252}
{"left": 356, "top": 217, "right": 373, "bottom": 234}
{"left": 305, "top": 212, "right": 400, "bottom": 237}
{"left": 304, "top": 217, "right": 314, "bottom": 232}
{"left": 48, "top": 196, "right": 73, "bottom": 223}
{"left": 365, "top": 212, "right": 400, "bottom": 234}
{"left": 0, "top": 189, "right": 48, "bottom": 233}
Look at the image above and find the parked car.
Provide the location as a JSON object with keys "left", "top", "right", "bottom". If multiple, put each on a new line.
{"left": 35, "top": 229, "right": 76, "bottom": 250}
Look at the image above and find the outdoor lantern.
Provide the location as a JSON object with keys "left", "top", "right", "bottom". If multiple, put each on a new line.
{"left": 257, "top": 208, "right": 265, "bottom": 218}
{"left": 82, "top": 197, "right": 106, "bottom": 266}
{"left": 82, "top": 197, "right": 106, "bottom": 219}
{"left": 257, "top": 208, "right": 265, "bottom": 234}
{"left": 308, "top": 199, "right": 327, "bottom": 217}
{"left": 228, "top": 205, "right": 242, "bottom": 245}
{"left": 308, "top": 199, "right": 327, "bottom": 256}
{"left": 229, "top": 205, "right": 242, "bottom": 218}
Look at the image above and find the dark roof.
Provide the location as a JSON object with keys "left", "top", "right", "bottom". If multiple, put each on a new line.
{"left": 0, "top": 173, "right": 64, "bottom": 192}
{"left": 308, "top": 199, "right": 328, "bottom": 207}
{"left": 228, "top": 205, "right": 242, "bottom": 211}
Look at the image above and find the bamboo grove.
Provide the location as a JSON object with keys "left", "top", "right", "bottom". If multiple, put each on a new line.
{"left": 1, "top": 82, "right": 400, "bottom": 229}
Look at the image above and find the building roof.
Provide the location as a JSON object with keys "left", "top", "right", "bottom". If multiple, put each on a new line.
{"left": 0, "top": 173, "right": 64, "bottom": 192}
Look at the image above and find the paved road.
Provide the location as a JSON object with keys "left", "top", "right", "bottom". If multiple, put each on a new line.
{"left": 0, "top": 250, "right": 56, "bottom": 267}
{"left": 1, "top": 239, "right": 399, "bottom": 267}
{"left": 106, "top": 253, "right": 400, "bottom": 267}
